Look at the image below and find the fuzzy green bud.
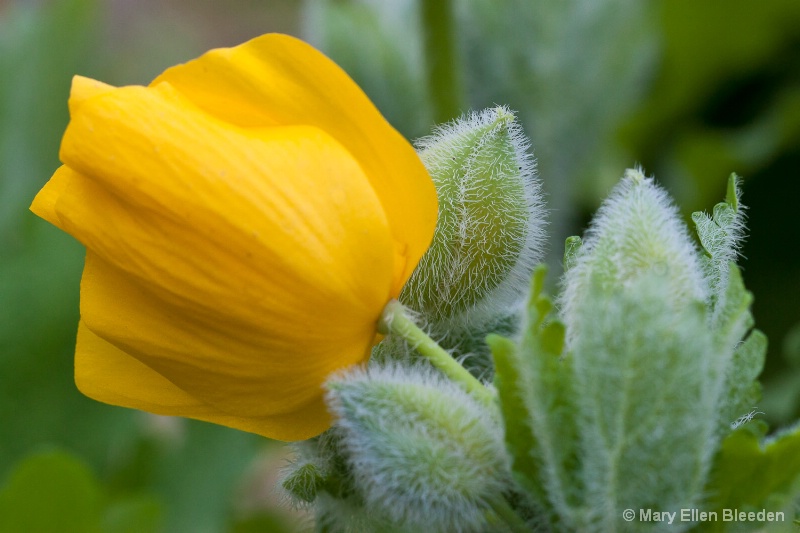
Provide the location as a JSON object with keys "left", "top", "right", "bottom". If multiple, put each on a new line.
{"left": 326, "top": 363, "right": 511, "bottom": 532}
{"left": 402, "top": 106, "right": 545, "bottom": 338}
{"left": 561, "top": 168, "right": 707, "bottom": 340}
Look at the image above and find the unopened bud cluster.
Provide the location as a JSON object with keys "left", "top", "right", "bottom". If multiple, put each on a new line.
{"left": 282, "top": 111, "right": 783, "bottom": 532}
{"left": 283, "top": 107, "right": 544, "bottom": 532}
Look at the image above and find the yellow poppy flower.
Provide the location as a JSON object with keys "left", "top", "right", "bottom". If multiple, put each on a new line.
{"left": 30, "top": 34, "right": 437, "bottom": 441}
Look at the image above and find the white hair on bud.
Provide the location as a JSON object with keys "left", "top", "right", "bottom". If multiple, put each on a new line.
{"left": 560, "top": 167, "right": 707, "bottom": 344}
{"left": 407, "top": 106, "right": 546, "bottom": 337}
{"left": 326, "top": 363, "right": 511, "bottom": 532}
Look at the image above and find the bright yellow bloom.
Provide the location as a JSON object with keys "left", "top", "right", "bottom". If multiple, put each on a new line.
{"left": 30, "top": 34, "right": 437, "bottom": 441}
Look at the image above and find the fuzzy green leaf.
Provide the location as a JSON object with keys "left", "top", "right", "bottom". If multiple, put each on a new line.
{"left": 563, "top": 236, "right": 582, "bottom": 273}
{"left": 282, "top": 463, "right": 326, "bottom": 504}
{"left": 491, "top": 265, "right": 574, "bottom": 524}
{"left": 692, "top": 173, "right": 747, "bottom": 324}
{"left": 701, "top": 423, "right": 800, "bottom": 532}
{"left": 488, "top": 334, "right": 541, "bottom": 499}
{"left": 570, "top": 274, "right": 717, "bottom": 532}
{"left": 715, "top": 263, "right": 755, "bottom": 349}
{"left": 723, "top": 330, "right": 767, "bottom": 429}
{"left": 689, "top": 174, "right": 762, "bottom": 437}
{"left": 713, "top": 262, "right": 764, "bottom": 437}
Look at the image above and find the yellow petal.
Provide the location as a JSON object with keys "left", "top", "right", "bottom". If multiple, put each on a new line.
{"left": 31, "top": 35, "right": 440, "bottom": 441}
{"left": 47, "top": 79, "right": 396, "bottom": 426}
{"left": 153, "top": 33, "right": 437, "bottom": 292}
{"left": 76, "top": 321, "right": 331, "bottom": 441}
{"left": 30, "top": 165, "right": 73, "bottom": 226}
{"left": 58, "top": 81, "right": 395, "bottom": 319}
{"left": 68, "top": 75, "right": 116, "bottom": 114}
{"left": 77, "top": 249, "right": 372, "bottom": 421}
{"left": 30, "top": 75, "right": 115, "bottom": 225}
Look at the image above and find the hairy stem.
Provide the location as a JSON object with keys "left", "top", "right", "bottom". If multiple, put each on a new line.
{"left": 378, "top": 300, "right": 494, "bottom": 406}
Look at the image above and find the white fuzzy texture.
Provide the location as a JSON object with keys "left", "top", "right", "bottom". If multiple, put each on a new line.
{"left": 568, "top": 277, "right": 718, "bottom": 532}
{"left": 560, "top": 167, "right": 707, "bottom": 344}
{"left": 691, "top": 174, "right": 748, "bottom": 324}
{"left": 326, "top": 363, "right": 510, "bottom": 533}
{"left": 403, "top": 106, "right": 546, "bottom": 336}
{"left": 556, "top": 170, "right": 737, "bottom": 530}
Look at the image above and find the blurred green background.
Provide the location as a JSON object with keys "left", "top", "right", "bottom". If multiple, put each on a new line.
{"left": 1, "top": 1, "right": 798, "bottom": 531}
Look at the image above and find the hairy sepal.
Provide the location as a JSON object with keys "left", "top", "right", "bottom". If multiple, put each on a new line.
{"left": 388, "top": 106, "right": 546, "bottom": 373}
{"left": 326, "top": 363, "right": 511, "bottom": 533}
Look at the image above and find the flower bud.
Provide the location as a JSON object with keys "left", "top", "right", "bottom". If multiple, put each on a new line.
{"left": 29, "top": 34, "right": 438, "bottom": 441}
{"left": 561, "top": 167, "right": 707, "bottom": 336}
{"left": 326, "top": 363, "right": 510, "bottom": 532}
{"left": 396, "top": 107, "right": 545, "bottom": 366}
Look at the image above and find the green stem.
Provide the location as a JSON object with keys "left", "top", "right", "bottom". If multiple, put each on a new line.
{"left": 489, "top": 496, "right": 530, "bottom": 533}
{"left": 420, "top": 0, "right": 463, "bottom": 123}
{"left": 378, "top": 300, "right": 494, "bottom": 406}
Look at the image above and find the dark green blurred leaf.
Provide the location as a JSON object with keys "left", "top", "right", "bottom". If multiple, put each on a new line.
{"left": 0, "top": 449, "right": 165, "bottom": 533}
{"left": 622, "top": 0, "right": 800, "bottom": 211}
{"left": 701, "top": 423, "right": 800, "bottom": 532}
{"left": 153, "top": 421, "right": 265, "bottom": 533}
{"left": 103, "top": 494, "right": 162, "bottom": 533}
{"left": 229, "top": 514, "right": 295, "bottom": 533}
{"left": 0, "top": 450, "right": 102, "bottom": 533}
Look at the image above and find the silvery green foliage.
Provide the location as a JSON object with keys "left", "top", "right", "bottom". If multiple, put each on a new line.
{"left": 692, "top": 174, "right": 747, "bottom": 323}
{"left": 489, "top": 170, "right": 774, "bottom": 532}
{"left": 491, "top": 170, "right": 761, "bottom": 532}
{"left": 569, "top": 276, "right": 717, "bottom": 532}
{"left": 692, "top": 175, "right": 766, "bottom": 430}
{"left": 559, "top": 171, "right": 726, "bottom": 530}
{"left": 325, "top": 363, "right": 512, "bottom": 533}
{"left": 560, "top": 167, "right": 707, "bottom": 341}
{"left": 378, "top": 106, "right": 545, "bottom": 374}
{"left": 281, "top": 166, "right": 785, "bottom": 532}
